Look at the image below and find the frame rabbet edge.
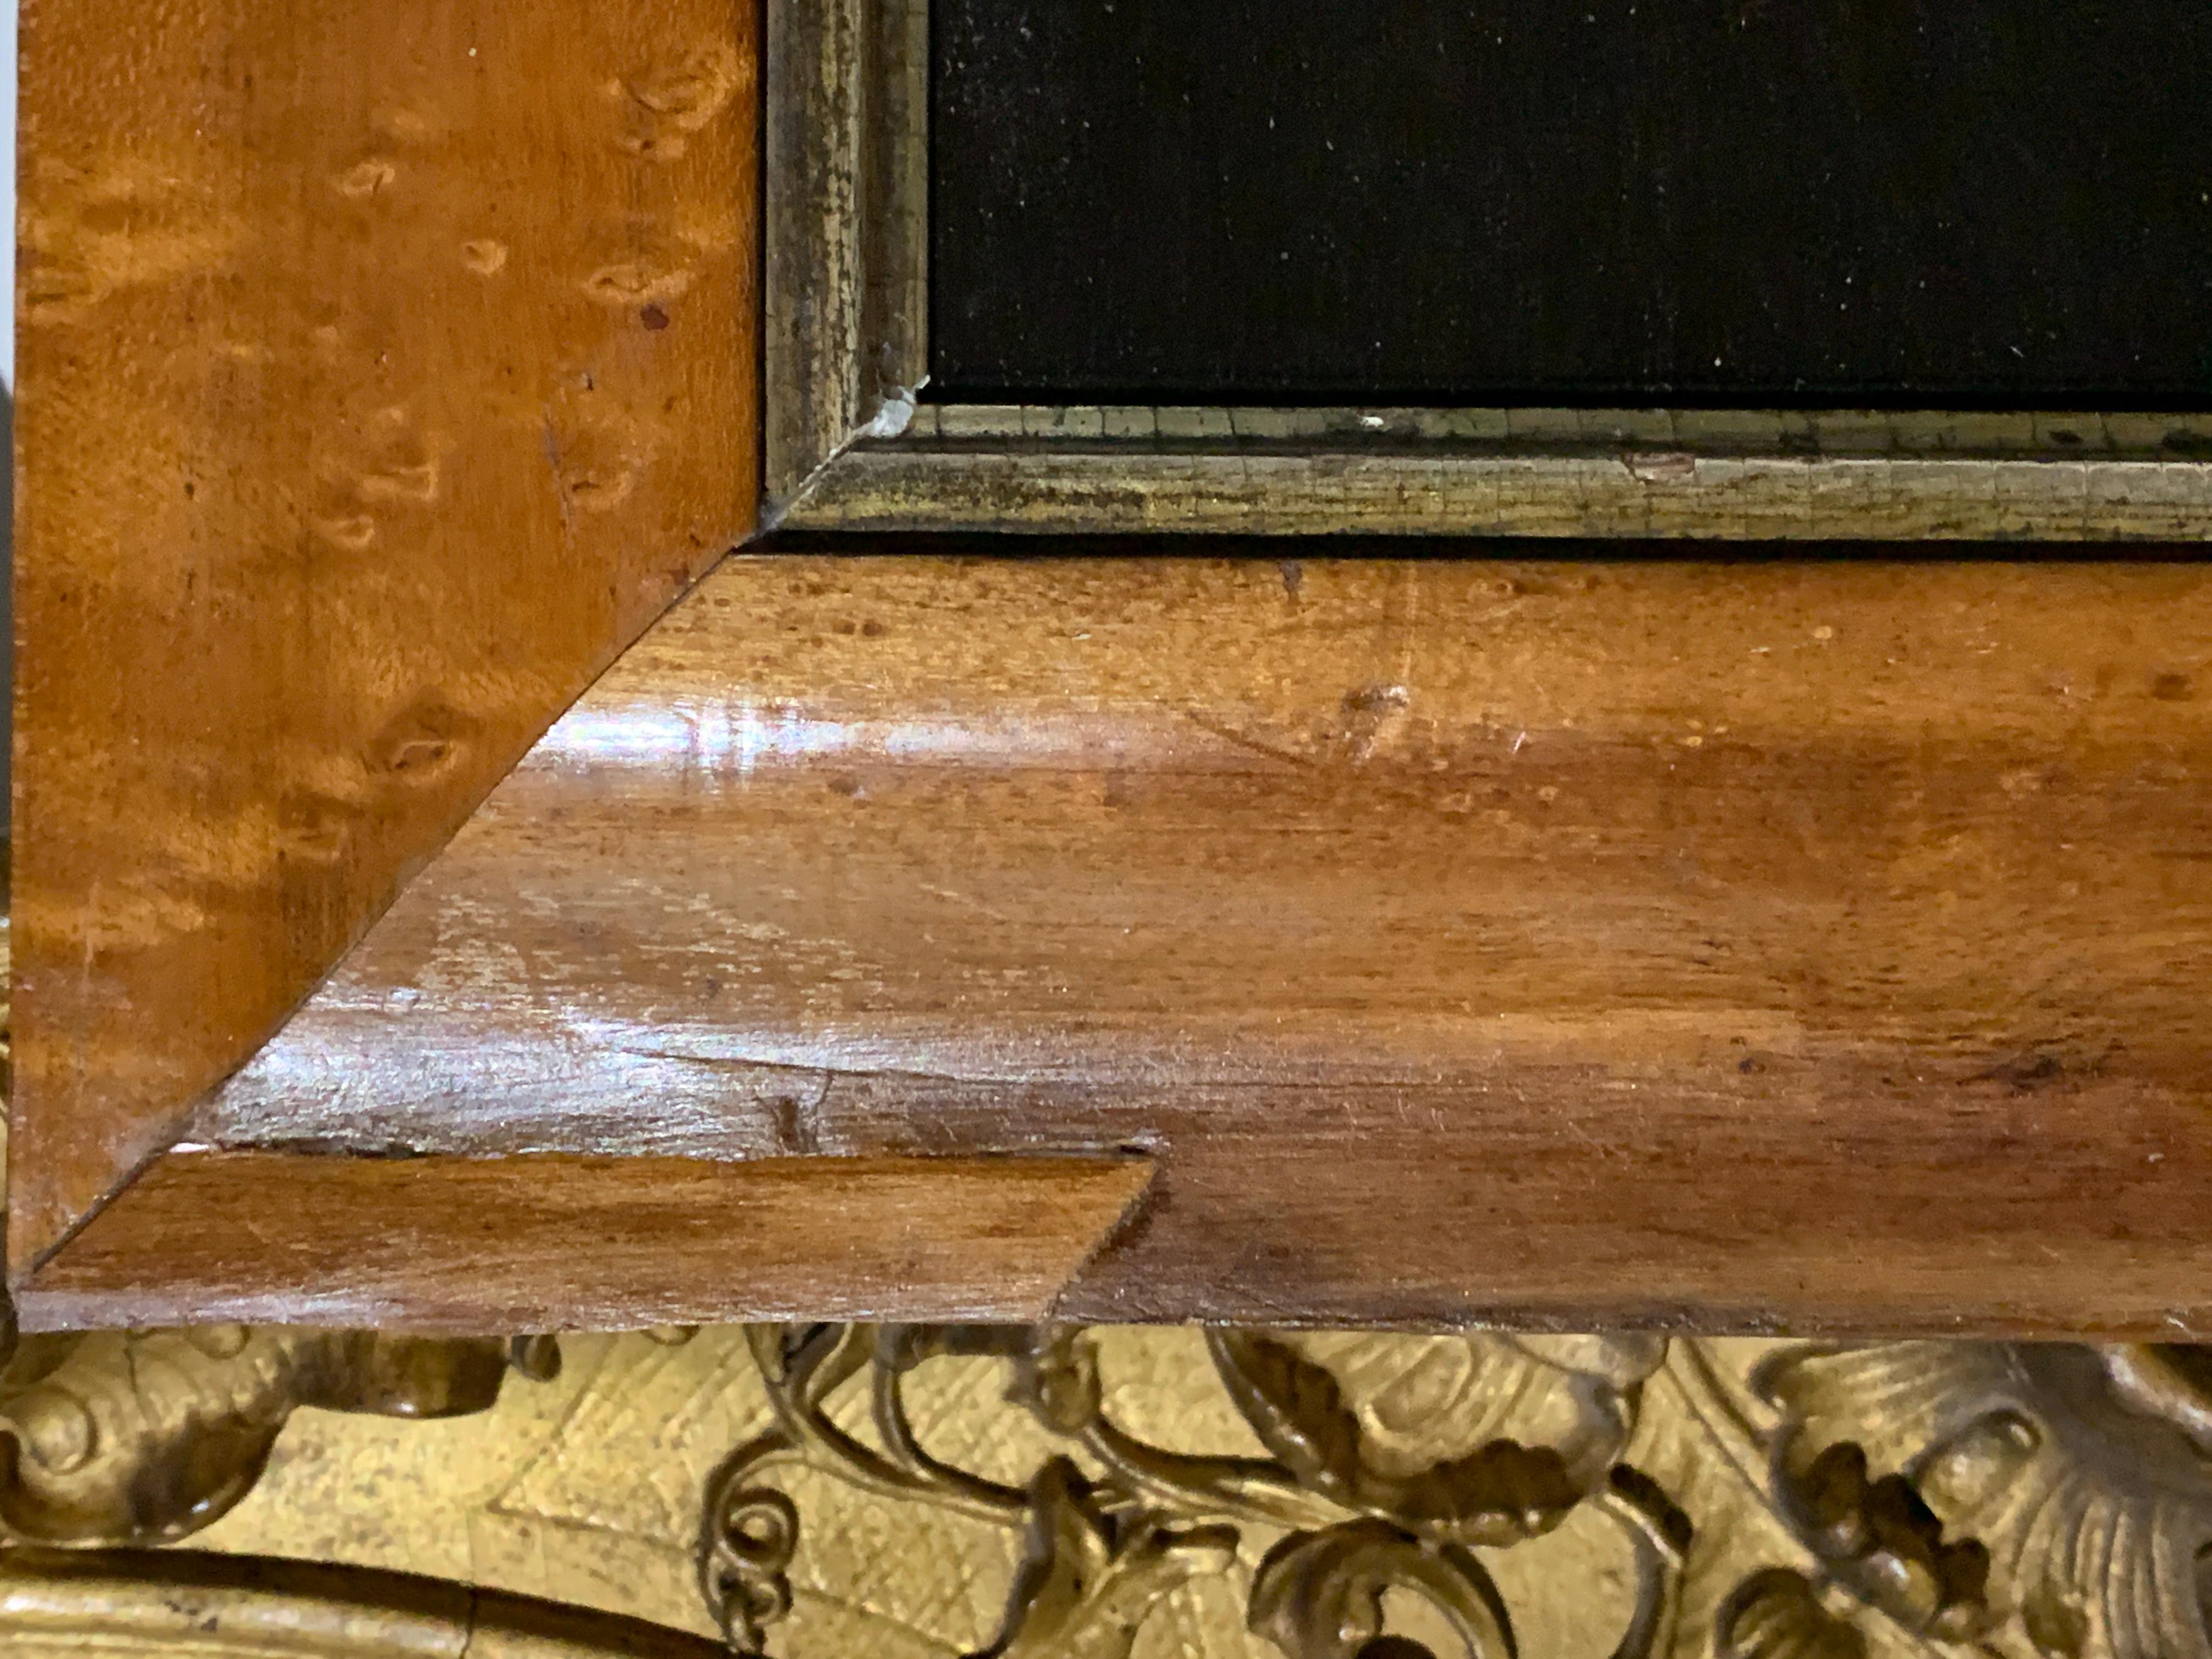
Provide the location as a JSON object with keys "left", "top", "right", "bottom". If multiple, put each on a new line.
{"left": 767, "top": 0, "right": 2212, "bottom": 541}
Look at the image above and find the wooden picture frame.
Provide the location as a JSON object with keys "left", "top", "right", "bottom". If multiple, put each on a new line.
{"left": 9, "top": 0, "right": 778, "bottom": 1317}
{"left": 12, "top": 0, "right": 2212, "bottom": 1338}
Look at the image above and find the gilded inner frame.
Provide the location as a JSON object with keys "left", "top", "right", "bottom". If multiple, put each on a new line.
{"left": 767, "top": 0, "right": 2212, "bottom": 540}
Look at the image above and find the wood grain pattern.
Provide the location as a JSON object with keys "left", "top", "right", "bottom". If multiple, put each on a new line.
{"left": 157, "top": 552, "right": 2212, "bottom": 1335}
{"left": 11, "top": 0, "right": 761, "bottom": 1269}
{"left": 15, "top": 1151, "right": 1154, "bottom": 1332}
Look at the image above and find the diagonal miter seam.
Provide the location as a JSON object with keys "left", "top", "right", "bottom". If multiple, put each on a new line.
{"left": 761, "top": 376, "right": 928, "bottom": 533}
{"left": 16, "top": 527, "right": 773, "bottom": 1289}
{"left": 1044, "top": 1151, "right": 1165, "bottom": 1323}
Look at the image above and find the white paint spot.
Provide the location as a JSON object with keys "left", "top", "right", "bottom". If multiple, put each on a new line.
{"left": 861, "top": 388, "right": 917, "bottom": 441}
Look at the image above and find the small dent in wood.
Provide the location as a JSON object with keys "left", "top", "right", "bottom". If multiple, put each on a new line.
{"left": 335, "top": 158, "right": 398, "bottom": 200}
{"left": 368, "top": 695, "right": 475, "bottom": 783}
{"left": 20, "top": 156, "right": 234, "bottom": 324}
{"left": 612, "top": 41, "right": 747, "bottom": 161}
{"left": 1338, "top": 683, "right": 1413, "bottom": 762}
{"left": 544, "top": 396, "right": 646, "bottom": 516}
{"left": 315, "top": 407, "right": 444, "bottom": 558}
{"left": 272, "top": 789, "right": 358, "bottom": 867}
{"left": 313, "top": 515, "right": 380, "bottom": 552}
{"left": 372, "top": 104, "right": 443, "bottom": 145}
{"left": 584, "top": 261, "right": 696, "bottom": 308}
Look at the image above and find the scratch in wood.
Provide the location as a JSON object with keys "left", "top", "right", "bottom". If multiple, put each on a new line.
{"left": 1396, "top": 562, "right": 1423, "bottom": 692}
{"left": 1178, "top": 710, "right": 1318, "bottom": 773}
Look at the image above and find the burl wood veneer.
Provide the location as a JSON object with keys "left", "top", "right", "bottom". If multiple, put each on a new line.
{"left": 11, "top": 0, "right": 760, "bottom": 1268}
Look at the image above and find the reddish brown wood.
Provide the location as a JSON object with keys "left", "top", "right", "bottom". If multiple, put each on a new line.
{"left": 15, "top": 1150, "right": 1154, "bottom": 1332}
{"left": 11, "top": 0, "right": 761, "bottom": 1268}
{"left": 68, "top": 552, "right": 2207, "bottom": 1337}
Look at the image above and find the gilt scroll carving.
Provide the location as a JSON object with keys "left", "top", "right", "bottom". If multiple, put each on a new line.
{"left": 0, "top": 1327, "right": 552, "bottom": 1544}
{"left": 699, "top": 1328, "right": 2212, "bottom": 1659}
{"left": 3, "top": 1324, "right": 2210, "bottom": 1659}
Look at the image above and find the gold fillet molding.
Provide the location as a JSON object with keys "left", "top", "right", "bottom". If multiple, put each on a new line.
{"left": 763, "top": 0, "right": 2212, "bottom": 540}
{"left": 4, "top": 1323, "right": 2212, "bottom": 1658}
{"left": 0, "top": 1547, "right": 726, "bottom": 1658}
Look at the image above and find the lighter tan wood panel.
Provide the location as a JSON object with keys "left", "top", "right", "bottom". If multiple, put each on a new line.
{"left": 157, "top": 556, "right": 2212, "bottom": 1333}
{"left": 18, "top": 1151, "right": 1154, "bottom": 1332}
{"left": 11, "top": 0, "right": 760, "bottom": 1268}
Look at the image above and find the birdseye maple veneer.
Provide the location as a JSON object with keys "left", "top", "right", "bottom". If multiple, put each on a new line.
{"left": 14, "top": 0, "right": 2212, "bottom": 1335}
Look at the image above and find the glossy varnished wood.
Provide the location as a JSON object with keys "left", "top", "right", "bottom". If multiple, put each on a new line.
{"left": 88, "top": 551, "right": 2212, "bottom": 1336}
{"left": 11, "top": 0, "right": 761, "bottom": 1268}
{"left": 16, "top": 1151, "right": 1153, "bottom": 1331}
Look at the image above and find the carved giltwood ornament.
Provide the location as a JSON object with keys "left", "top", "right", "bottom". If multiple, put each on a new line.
{"left": 703, "top": 1325, "right": 1688, "bottom": 1658}
{"left": 4, "top": 1323, "right": 2212, "bottom": 1659}
{"left": 0, "top": 1325, "right": 554, "bottom": 1545}
{"left": 0, "top": 1547, "right": 726, "bottom": 1659}
{"left": 698, "top": 1328, "right": 2212, "bottom": 1659}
